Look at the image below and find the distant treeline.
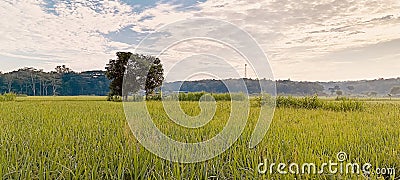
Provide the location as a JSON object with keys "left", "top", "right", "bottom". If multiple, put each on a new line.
{"left": 0, "top": 66, "right": 110, "bottom": 96}
{"left": 0, "top": 67, "right": 325, "bottom": 96}
{"left": 162, "top": 79, "right": 324, "bottom": 96}
{"left": 164, "top": 78, "right": 400, "bottom": 97}
{"left": 1, "top": 66, "right": 399, "bottom": 97}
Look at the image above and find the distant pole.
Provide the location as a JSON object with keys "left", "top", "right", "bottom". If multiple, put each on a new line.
{"left": 245, "top": 64, "right": 247, "bottom": 78}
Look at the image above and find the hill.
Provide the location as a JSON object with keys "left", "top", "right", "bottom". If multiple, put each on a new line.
{"left": 1, "top": 68, "right": 399, "bottom": 97}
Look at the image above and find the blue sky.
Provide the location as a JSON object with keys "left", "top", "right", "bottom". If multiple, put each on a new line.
{"left": 0, "top": 0, "right": 399, "bottom": 81}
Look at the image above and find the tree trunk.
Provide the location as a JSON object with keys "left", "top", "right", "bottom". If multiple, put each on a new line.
{"left": 44, "top": 85, "right": 48, "bottom": 96}
{"left": 39, "top": 80, "right": 42, "bottom": 96}
{"left": 31, "top": 74, "right": 36, "bottom": 96}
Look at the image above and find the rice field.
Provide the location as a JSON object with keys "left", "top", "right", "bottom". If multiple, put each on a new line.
{"left": 0, "top": 96, "right": 399, "bottom": 179}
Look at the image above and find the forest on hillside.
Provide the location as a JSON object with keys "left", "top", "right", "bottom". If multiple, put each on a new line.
{"left": 159, "top": 78, "right": 400, "bottom": 97}
{"left": 0, "top": 66, "right": 110, "bottom": 96}
{"left": 162, "top": 79, "right": 324, "bottom": 95}
{"left": 1, "top": 66, "right": 399, "bottom": 97}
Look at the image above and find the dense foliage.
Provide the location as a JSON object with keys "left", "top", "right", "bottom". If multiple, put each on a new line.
{"left": 175, "top": 92, "right": 246, "bottom": 101}
{"left": 0, "top": 92, "right": 16, "bottom": 101}
{"left": 320, "top": 78, "right": 400, "bottom": 97}
{"left": 0, "top": 67, "right": 109, "bottom": 96}
{"left": 1, "top": 64, "right": 398, "bottom": 98}
{"left": 105, "top": 52, "right": 164, "bottom": 101}
{"left": 163, "top": 79, "right": 324, "bottom": 95}
{"left": 273, "top": 96, "right": 364, "bottom": 111}
{"left": 163, "top": 78, "right": 400, "bottom": 97}
{"left": 105, "top": 52, "right": 132, "bottom": 98}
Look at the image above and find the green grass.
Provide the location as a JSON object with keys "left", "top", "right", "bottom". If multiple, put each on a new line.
{"left": 0, "top": 97, "right": 399, "bottom": 179}
{"left": 16, "top": 96, "right": 107, "bottom": 101}
{"left": 0, "top": 93, "right": 16, "bottom": 102}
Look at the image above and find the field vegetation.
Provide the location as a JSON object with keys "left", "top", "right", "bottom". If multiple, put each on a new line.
{"left": 0, "top": 93, "right": 16, "bottom": 102}
{"left": 0, "top": 96, "right": 398, "bottom": 179}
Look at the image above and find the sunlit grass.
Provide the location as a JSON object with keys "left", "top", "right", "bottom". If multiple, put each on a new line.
{"left": 0, "top": 97, "right": 399, "bottom": 179}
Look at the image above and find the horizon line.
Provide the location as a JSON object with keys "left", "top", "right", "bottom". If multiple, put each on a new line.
{"left": 1, "top": 67, "right": 399, "bottom": 83}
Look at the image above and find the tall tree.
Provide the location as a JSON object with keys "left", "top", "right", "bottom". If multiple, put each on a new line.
{"left": 23, "top": 67, "right": 38, "bottom": 96}
{"left": 145, "top": 57, "right": 164, "bottom": 97}
{"left": 3, "top": 73, "right": 14, "bottom": 93}
{"left": 41, "top": 72, "right": 52, "bottom": 96}
{"left": 105, "top": 52, "right": 132, "bottom": 97}
{"left": 105, "top": 52, "right": 164, "bottom": 100}
{"left": 50, "top": 71, "right": 62, "bottom": 96}
{"left": 0, "top": 66, "right": 109, "bottom": 96}
{"left": 53, "top": 65, "right": 71, "bottom": 95}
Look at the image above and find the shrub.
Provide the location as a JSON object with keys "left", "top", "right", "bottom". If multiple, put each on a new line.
{"left": 275, "top": 95, "right": 324, "bottom": 109}
{"left": 262, "top": 95, "right": 364, "bottom": 112}
{"left": 146, "top": 94, "right": 162, "bottom": 101}
{"left": 106, "top": 94, "right": 122, "bottom": 102}
{"left": 212, "top": 93, "right": 231, "bottom": 101}
{"left": 252, "top": 93, "right": 276, "bottom": 107}
{"left": 172, "top": 92, "right": 246, "bottom": 101}
{"left": 325, "top": 100, "right": 364, "bottom": 112}
{"left": 0, "top": 92, "right": 17, "bottom": 102}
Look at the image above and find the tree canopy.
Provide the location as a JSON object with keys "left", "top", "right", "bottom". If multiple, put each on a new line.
{"left": 105, "top": 52, "right": 164, "bottom": 100}
{"left": 0, "top": 67, "right": 109, "bottom": 96}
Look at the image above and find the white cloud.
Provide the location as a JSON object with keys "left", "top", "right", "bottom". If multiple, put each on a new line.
{"left": 0, "top": 0, "right": 399, "bottom": 80}
{"left": 0, "top": 0, "right": 139, "bottom": 71}
{"left": 133, "top": 0, "right": 400, "bottom": 80}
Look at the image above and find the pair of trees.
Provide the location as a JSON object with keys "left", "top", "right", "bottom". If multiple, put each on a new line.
{"left": 105, "top": 52, "right": 164, "bottom": 100}
{"left": 1, "top": 52, "right": 164, "bottom": 98}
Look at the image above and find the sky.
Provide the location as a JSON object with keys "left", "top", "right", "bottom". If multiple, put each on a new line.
{"left": 0, "top": 0, "right": 399, "bottom": 81}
